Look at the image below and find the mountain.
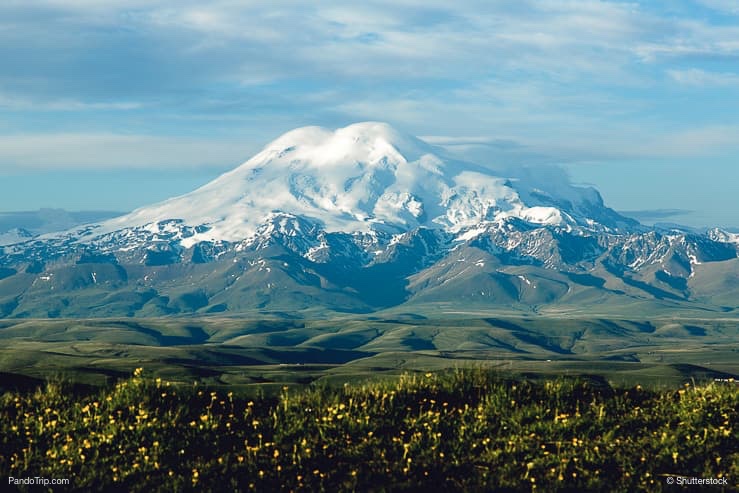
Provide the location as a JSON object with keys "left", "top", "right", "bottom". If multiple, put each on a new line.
{"left": 91, "top": 122, "right": 635, "bottom": 243}
{"left": 0, "top": 122, "right": 737, "bottom": 318}
{"left": 0, "top": 209, "right": 123, "bottom": 245}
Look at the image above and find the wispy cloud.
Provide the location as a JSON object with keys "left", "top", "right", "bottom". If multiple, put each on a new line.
{"left": 618, "top": 209, "right": 695, "bottom": 223}
{"left": 0, "top": 134, "right": 254, "bottom": 171}
{"left": 695, "top": 0, "right": 739, "bottom": 15}
{"left": 0, "top": 1, "right": 696, "bottom": 98}
{"left": 0, "top": 92, "right": 142, "bottom": 111}
{"left": 634, "top": 17, "right": 739, "bottom": 62}
{"left": 0, "top": 1, "right": 738, "bottom": 170}
{"left": 636, "top": 126, "right": 739, "bottom": 157}
{"left": 667, "top": 68, "right": 739, "bottom": 86}
{"left": 421, "top": 136, "right": 523, "bottom": 149}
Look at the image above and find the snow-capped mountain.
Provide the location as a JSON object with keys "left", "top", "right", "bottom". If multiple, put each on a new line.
{"left": 87, "top": 122, "right": 633, "bottom": 246}
{"left": 1, "top": 122, "right": 737, "bottom": 318}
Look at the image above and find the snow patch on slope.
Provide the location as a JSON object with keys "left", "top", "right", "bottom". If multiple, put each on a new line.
{"left": 708, "top": 228, "right": 739, "bottom": 245}
{"left": 0, "top": 228, "right": 35, "bottom": 246}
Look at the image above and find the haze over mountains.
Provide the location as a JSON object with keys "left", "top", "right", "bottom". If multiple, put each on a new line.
{"left": 0, "top": 209, "right": 122, "bottom": 246}
{"left": 1, "top": 122, "right": 738, "bottom": 318}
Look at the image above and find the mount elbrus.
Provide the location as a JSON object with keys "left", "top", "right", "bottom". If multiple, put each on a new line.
{"left": 1, "top": 122, "right": 738, "bottom": 318}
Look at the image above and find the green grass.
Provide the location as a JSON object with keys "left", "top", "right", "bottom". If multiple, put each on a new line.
{"left": 1, "top": 369, "right": 736, "bottom": 492}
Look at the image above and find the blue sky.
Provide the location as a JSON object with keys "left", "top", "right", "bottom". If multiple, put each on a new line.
{"left": 1, "top": 0, "right": 738, "bottom": 228}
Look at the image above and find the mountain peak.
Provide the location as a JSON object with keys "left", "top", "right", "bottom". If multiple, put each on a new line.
{"left": 270, "top": 121, "right": 421, "bottom": 149}
{"left": 249, "top": 121, "right": 433, "bottom": 172}
{"left": 270, "top": 122, "right": 405, "bottom": 146}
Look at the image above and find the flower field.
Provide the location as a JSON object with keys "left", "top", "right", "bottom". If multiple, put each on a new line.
{"left": 1, "top": 368, "right": 736, "bottom": 492}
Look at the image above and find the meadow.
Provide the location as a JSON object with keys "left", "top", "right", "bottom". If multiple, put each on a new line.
{"left": 1, "top": 368, "right": 736, "bottom": 492}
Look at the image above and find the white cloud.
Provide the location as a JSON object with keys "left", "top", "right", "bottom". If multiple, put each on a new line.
{"left": 3, "top": 1, "right": 738, "bottom": 101}
{"left": 667, "top": 68, "right": 739, "bottom": 87}
{"left": 421, "top": 136, "right": 520, "bottom": 146}
{"left": 2, "top": 1, "right": 654, "bottom": 82}
{"left": 0, "top": 1, "right": 738, "bottom": 174}
{"left": 635, "top": 17, "right": 739, "bottom": 62}
{"left": 0, "top": 92, "right": 142, "bottom": 111}
{"left": 696, "top": 0, "right": 739, "bottom": 14}
{"left": 0, "top": 134, "right": 256, "bottom": 171}
{"left": 420, "top": 123, "right": 739, "bottom": 167}
{"left": 637, "top": 126, "right": 739, "bottom": 157}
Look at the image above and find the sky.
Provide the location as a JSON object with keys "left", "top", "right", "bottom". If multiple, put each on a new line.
{"left": 1, "top": 0, "right": 738, "bottom": 229}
